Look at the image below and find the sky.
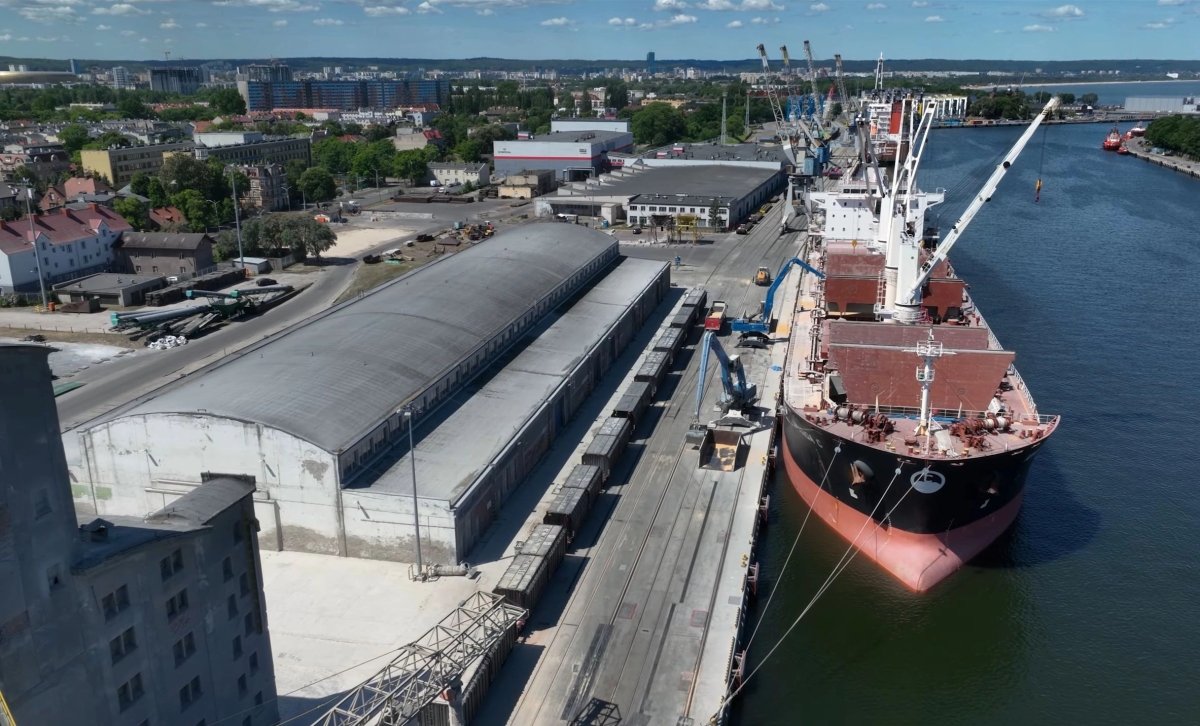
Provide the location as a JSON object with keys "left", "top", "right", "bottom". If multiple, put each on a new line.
{"left": 0, "top": 0, "right": 1198, "bottom": 63}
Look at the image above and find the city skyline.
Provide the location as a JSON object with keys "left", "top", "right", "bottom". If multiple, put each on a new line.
{"left": 0, "top": 0, "right": 1198, "bottom": 63}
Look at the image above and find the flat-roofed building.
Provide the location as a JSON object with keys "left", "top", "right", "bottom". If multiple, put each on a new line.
{"left": 80, "top": 141, "right": 195, "bottom": 187}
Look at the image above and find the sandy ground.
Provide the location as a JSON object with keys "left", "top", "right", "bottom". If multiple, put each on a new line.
{"left": 0, "top": 336, "right": 138, "bottom": 379}
{"left": 326, "top": 226, "right": 414, "bottom": 258}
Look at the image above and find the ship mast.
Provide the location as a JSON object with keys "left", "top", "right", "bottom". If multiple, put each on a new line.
{"left": 904, "top": 328, "right": 954, "bottom": 454}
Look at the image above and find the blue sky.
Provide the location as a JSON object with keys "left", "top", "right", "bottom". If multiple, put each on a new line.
{"left": 1, "top": 0, "right": 1197, "bottom": 62}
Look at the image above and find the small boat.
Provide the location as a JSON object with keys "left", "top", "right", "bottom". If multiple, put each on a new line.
{"left": 1102, "top": 123, "right": 1123, "bottom": 151}
{"left": 1130, "top": 122, "right": 1147, "bottom": 137}
{"left": 1117, "top": 144, "right": 1131, "bottom": 155}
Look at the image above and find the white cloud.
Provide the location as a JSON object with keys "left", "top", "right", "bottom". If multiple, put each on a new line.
{"left": 668, "top": 12, "right": 697, "bottom": 22}
{"left": 993, "top": 27, "right": 1008, "bottom": 33}
{"left": 924, "top": 14, "right": 943, "bottom": 21}
{"left": 608, "top": 16, "right": 636, "bottom": 25}
{"left": 159, "top": 17, "right": 180, "bottom": 27}
{"left": 416, "top": 1, "right": 440, "bottom": 12}
{"left": 750, "top": 14, "right": 779, "bottom": 22}
{"left": 365, "top": 4, "right": 409, "bottom": 13}
{"left": 540, "top": 15, "right": 570, "bottom": 24}
{"left": 95, "top": 23, "right": 112, "bottom": 30}
{"left": 1157, "top": 0, "right": 1184, "bottom": 4}
{"left": 36, "top": 36, "right": 68, "bottom": 42}
{"left": 273, "top": 18, "right": 288, "bottom": 24}
{"left": 911, "top": 0, "right": 927, "bottom": 6}
{"left": 740, "top": 0, "right": 783, "bottom": 8}
{"left": 119, "top": 28, "right": 137, "bottom": 35}
{"left": 866, "top": 2, "right": 886, "bottom": 8}
{"left": 810, "top": 2, "right": 829, "bottom": 10}
{"left": 196, "top": 21, "right": 208, "bottom": 26}
{"left": 726, "top": 18, "right": 742, "bottom": 26}
{"left": 93, "top": 3, "right": 151, "bottom": 15}
{"left": 1039, "top": 4, "right": 1083, "bottom": 19}
{"left": 213, "top": 0, "right": 321, "bottom": 11}
{"left": 476, "top": 7, "right": 493, "bottom": 13}
{"left": 1141, "top": 17, "right": 1177, "bottom": 28}
{"left": 20, "top": 5, "right": 82, "bottom": 23}
{"left": 312, "top": 16, "right": 343, "bottom": 23}
{"left": 1023, "top": 23, "right": 1054, "bottom": 31}
{"left": 640, "top": 11, "right": 697, "bottom": 27}
{"left": 138, "top": 36, "right": 148, "bottom": 42}
{"left": 653, "top": 0, "right": 689, "bottom": 9}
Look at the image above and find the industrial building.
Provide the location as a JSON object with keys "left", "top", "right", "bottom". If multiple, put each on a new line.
{"left": 492, "top": 129, "right": 634, "bottom": 180}
{"left": 1123, "top": 96, "right": 1198, "bottom": 114}
{"left": 149, "top": 67, "right": 203, "bottom": 95}
{"left": 0, "top": 344, "right": 279, "bottom": 726}
{"left": 610, "top": 141, "right": 789, "bottom": 171}
{"left": 428, "top": 161, "right": 490, "bottom": 187}
{"left": 536, "top": 162, "right": 783, "bottom": 229}
{"left": 77, "top": 226, "right": 670, "bottom": 565}
{"left": 550, "top": 117, "right": 632, "bottom": 134}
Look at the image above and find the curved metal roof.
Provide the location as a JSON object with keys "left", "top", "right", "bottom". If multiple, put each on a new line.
{"left": 120, "top": 225, "right": 617, "bottom": 452}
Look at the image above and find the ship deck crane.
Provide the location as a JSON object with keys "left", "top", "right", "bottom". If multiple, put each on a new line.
{"left": 731, "top": 257, "right": 824, "bottom": 334}
{"left": 897, "top": 97, "right": 1061, "bottom": 318}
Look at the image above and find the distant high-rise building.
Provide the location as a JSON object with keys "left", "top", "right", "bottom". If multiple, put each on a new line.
{"left": 240, "top": 78, "right": 452, "bottom": 112}
{"left": 110, "top": 66, "right": 132, "bottom": 89}
{"left": 647, "top": 52, "right": 655, "bottom": 76}
{"left": 239, "top": 62, "right": 292, "bottom": 83}
{"left": 68, "top": 58, "right": 78, "bottom": 75}
{"left": 150, "top": 66, "right": 203, "bottom": 95}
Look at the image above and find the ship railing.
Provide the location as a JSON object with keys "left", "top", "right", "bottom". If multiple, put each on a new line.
{"left": 841, "top": 403, "right": 1056, "bottom": 426}
{"left": 964, "top": 299, "right": 1043, "bottom": 415}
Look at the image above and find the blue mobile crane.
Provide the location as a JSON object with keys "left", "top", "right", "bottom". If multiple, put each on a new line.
{"left": 685, "top": 330, "right": 759, "bottom": 445}
{"left": 730, "top": 257, "right": 824, "bottom": 334}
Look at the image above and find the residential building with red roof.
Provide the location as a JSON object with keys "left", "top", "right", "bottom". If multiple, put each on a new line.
{"left": 0, "top": 204, "right": 130, "bottom": 292}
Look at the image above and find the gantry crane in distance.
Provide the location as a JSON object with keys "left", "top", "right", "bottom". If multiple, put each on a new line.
{"left": 834, "top": 53, "right": 852, "bottom": 114}
{"left": 315, "top": 592, "right": 525, "bottom": 726}
{"left": 802, "top": 40, "right": 824, "bottom": 136}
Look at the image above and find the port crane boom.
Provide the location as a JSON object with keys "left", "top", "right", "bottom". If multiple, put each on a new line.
{"left": 731, "top": 257, "right": 825, "bottom": 334}
{"left": 903, "top": 97, "right": 1061, "bottom": 304}
{"left": 802, "top": 40, "right": 824, "bottom": 135}
{"left": 834, "top": 53, "right": 852, "bottom": 113}
{"left": 692, "top": 330, "right": 757, "bottom": 426}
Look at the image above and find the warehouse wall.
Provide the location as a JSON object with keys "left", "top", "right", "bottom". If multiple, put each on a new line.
{"left": 79, "top": 414, "right": 344, "bottom": 556}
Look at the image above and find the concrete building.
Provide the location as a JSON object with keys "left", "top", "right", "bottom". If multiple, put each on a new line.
{"left": 493, "top": 129, "right": 634, "bottom": 181}
{"left": 240, "top": 79, "right": 451, "bottom": 112}
{"left": 52, "top": 272, "right": 167, "bottom": 307}
{"left": 76, "top": 226, "right": 669, "bottom": 564}
{"left": 110, "top": 66, "right": 133, "bottom": 90}
{"left": 117, "top": 232, "right": 216, "bottom": 279}
{"left": 149, "top": 67, "right": 203, "bottom": 95}
{"left": 0, "top": 205, "right": 131, "bottom": 293}
{"left": 392, "top": 127, "right": 445, "bottom": 153}
{"left": 242, "top": 164, "right": 288, "bottom": 211}
{"left": 238, "top": 63, "right": 293, "bottom": 83}
{"left": 550, "top": 117, "right": 632, "bottom": 134}
{"left": 0, "top": 343, "right": 280, "bottom": 726}
{"left": 0, "top": 142, "right": 71, "bottom": 182}
{"left": 497, "top": 169, "right": 555, "bottom": 199}
{"left": 428, "top": 162, "right": 489, "bottom": 187}
{"left": 611, "top": 142, "right": 790, "bottom": 172}
{"left": 80, "top": 141, "right": 195, "bottom": 187}
{"left": 539, "top": 163, "right": 783, "bottom": 229}
{"left": 193, "top": 133, "right": 311, "bottom": 168}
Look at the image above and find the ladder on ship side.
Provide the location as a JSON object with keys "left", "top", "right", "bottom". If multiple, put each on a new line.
{"left": 874, "top": 268, "right": 888, "bottom": 320}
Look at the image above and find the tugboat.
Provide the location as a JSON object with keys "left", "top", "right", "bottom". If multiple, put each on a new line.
{"left": 1129, "top": 122, "right": 1147, "bottom": 137}
{"left": 1102, "top": 123, "right": 1123, "bottom": 151}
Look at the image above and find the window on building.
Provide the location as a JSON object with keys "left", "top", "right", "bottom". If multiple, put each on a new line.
{"left": 167, "top": 588, "right": 190, "bottom": 621}
{"left": 102, "top": 584, "right": 131, "bottom": 621}
{"left": 249, "top": 651, "right": 259, "bottom": 675}
{"left": 117, "top": 673, "right": 145, "bottom": 712}
{"left": 161, "top": 548, "right": 184, "bottom": 581}
{"left": 223, "top": 557, "right": 233, "bottom": 582}
{"left": 238, "top": 674, "right": 248, "bottom": 697}
{"left": 233, "top": 634, "right": 243, "bottom": 659}
{"left": 34, "top": 488, "right": 51, "bottom": 518}
{"left": 244, "top": 612, "right": 256, "bottom": 637}
{"left": 228, "top": 594, "right": 238, "bottom": 619}
{"left": 179, "top": 676, "right": 202, "bottom": 710}
{"left": 240, "top": 573, "right": 250, "bottom": 598}
{"left": 109, "top": 626, "right": 137, "bottom": 664}
{"left": 254, "top": 692, "right": 263, "bottom": 707}
{"left": 233, "top": 523, "right": 244, "bottom": 545}
{"left": 173, "top": 632, "right": 196, "bottom": 667}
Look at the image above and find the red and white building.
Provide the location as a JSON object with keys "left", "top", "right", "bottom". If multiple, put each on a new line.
{"left": 493, "top": 129, "right": 634, "bottom": 181}
{"left": 0, "top": 205, "right": 131, "bottom": 293}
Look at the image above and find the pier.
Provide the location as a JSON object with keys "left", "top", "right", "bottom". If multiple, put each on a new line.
{"left": 1123, "top": 137, "right": 1200, "bottom": 179}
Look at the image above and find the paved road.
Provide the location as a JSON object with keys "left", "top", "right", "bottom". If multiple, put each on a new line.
{"left": 482, "top": 203, "right": 804, "bottom": 726}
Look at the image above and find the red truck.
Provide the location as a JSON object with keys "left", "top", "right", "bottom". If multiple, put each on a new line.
{"left": 705, "top": 300, "right": 727, "bottom": 332}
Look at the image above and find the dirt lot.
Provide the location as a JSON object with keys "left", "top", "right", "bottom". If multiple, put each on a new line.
{"left": 0, "top": 326, "right": 140, "bottom": 350}
{"left": 333, "top": 238, "right": 467, "bottom": 305}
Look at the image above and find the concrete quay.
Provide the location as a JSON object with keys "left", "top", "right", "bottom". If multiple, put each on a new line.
{"left": 1125, "top": 137, "right": 1200, "bottom": 179}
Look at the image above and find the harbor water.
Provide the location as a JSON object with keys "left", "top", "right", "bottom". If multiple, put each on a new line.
{"left": 733, "top": 121, "right": 1200, "bottom": 725}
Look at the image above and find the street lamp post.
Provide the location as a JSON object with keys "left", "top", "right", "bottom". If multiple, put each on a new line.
{"left": 25, "top": 190, "right": 48, "bottom": 310}
{"left": 228, "top": 167, "right": 244, "bottom": 269}
{"left": 282, "top": 184, "right": 292, "bottom": 212}
{"left": 404, "top": 407, "right": 424, "bottom": 577}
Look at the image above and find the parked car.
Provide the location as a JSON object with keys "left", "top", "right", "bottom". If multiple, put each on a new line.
{"left": 255, "top": 277, "right": 277, "bottom": 286}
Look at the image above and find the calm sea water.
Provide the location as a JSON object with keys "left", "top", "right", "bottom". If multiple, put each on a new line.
{"left": 1005, "top": 80, "right": 1200, "bottom": 107}
{"left": 732, "top": 122, "right": 1200, "bottom": 725}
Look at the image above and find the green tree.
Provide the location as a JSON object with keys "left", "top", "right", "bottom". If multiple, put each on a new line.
{"left": 454, "top": 139, "right": 485, "bottom": 163}
{"left": 84, "top": 130, "right": 132, "bottom": 150}
{"left": 129, "top": 171, "right": 152, "bottom": 197}
{"left": 298, "top": 167, "right": 337, "bottom": 204}
{"left": 294, "top": 111, "right": 308, "bottom": 120}
{"left": 365, "top": 125, "right": 393, "bottom": 143}
{"left": 1078, "top": 93, "right": 1097, "bottom": 106}
{"left": 58, "top": 124, "right": 91, "bottom": 154}
{"left": 312, "top": 137, "right": 357, "bottom": 174}
{"left": 351, "top": 140, "right": 396, "bottom": 183}
{"left": 1144, "top": 115, "right": 1200, "bottom": 159}
{"left": 159, "top": 153, "right": 216, "bottom": 197}
{"left": 113, "top": 197, "right": 148, "bottom": 230}
{"left": 117, "top": 96, "right": 154, "bottom": 119}
{"left": 708, "top": 200, "right": 722, "bottom": 230}
{"left": 170, "top": 189, "right": 219, "bottom": 232}
{"left": 210, "top": 88, "right": 247, "bottom": 116}
{"left": 393, "top": 149, "right": 429, "bottom": 181}
{"left": 343, "top": 122, "right": 364, "bottom": 136}
{"left": 631, "top": 103, "right": 687, "bottom": 146}
{"left": 8, "top": 165, "right": 39, "bottom": 189}
{"left": 147, "top": 177, "right": 169, "bottom": 209}
{"left": 603, "top": 80, "right": 629, "bottom": 110}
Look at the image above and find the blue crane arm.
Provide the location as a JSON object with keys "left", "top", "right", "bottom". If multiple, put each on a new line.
{"left": 762, "top": 257, "right": 825, "bottom": 321}
{"left": 694, "top": 331, "right": 750, "bottom": 422}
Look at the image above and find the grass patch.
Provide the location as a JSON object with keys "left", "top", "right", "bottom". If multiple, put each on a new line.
{"left": 0, "top": 326, "right": 141, "bottom": 349}
{"left": 334, "top": 261, "right": 418, "bottom": 305}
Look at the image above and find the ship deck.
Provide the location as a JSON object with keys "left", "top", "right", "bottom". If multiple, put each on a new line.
{"left": 784, "top": 237, "right": 1057, "bottom": 461}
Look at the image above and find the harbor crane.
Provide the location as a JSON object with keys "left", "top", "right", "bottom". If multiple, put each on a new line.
{"left": 834, "top": 53, "right": 852, "bottom": 113}
{"left": 802, "top": 40, "right": 825, "bottom": 136}
{"left": 686, "top": 330, "right": 759, "bottom": 443}
{"left": 756, "top": 44, "right": 797, "bottom": 167}
{"left": 731, "top": 257, "right": 824, "bottom": 334}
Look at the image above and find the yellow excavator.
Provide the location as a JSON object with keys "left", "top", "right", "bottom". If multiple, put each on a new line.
{"left": 754, "top": 267, "right": 772, "bottom": 286}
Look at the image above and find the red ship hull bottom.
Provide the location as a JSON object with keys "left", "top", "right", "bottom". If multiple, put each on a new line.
{"left": 782, "top": 437, "right": 1024, "bottom": 592}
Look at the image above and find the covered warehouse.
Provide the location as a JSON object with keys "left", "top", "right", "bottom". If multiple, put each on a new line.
{"left": 77, "top": 225, "right": 634, "bottom": 561}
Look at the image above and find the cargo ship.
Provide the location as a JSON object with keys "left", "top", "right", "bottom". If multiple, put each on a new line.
{"left": 781, "top": 96, "right": 1061, "bottom": 591}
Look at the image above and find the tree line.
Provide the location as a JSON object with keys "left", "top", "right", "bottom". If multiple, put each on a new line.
{"left": 1144, "top": 115, "right": 1200, "bottom": 160}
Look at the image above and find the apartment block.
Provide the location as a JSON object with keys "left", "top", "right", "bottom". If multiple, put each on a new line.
{"left": 80, "top": 141, "right": 195, "bottom": 187}
{"left": 0, "top": 343, "right": 280, "bottom": 726}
